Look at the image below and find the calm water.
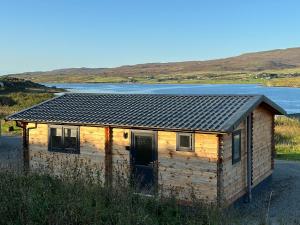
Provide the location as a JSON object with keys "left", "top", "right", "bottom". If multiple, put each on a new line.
{"left": 43, "top": 83, "right": 300, "bottom": 114}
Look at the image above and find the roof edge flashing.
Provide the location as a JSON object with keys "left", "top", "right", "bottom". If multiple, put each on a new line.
{"left": 222, "top": 95, "right": 286, "bottom": 132}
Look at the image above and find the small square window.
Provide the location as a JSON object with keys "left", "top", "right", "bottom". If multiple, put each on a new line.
{"left": 176, "top": 133, "right": 194, "bottom": 151}
{"left": 232, "top": 130, "right": 241, "bottom": 164}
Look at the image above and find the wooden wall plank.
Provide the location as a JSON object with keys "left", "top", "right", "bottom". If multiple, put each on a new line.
{"left": 28, "top": 125, "right": 221, "bottom": 203}
{"left": 157, "top": 131, "right": 218, "bottom": 202}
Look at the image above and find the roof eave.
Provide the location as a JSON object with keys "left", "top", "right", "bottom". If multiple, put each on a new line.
{"left": 6, "top": 119, "right": 227, "bottom": 134}
{"left": 5, "top": 94, "right": 64, "bottom": 122}
{"left": 221, "top": 95, "right": 286, "bottom": 133}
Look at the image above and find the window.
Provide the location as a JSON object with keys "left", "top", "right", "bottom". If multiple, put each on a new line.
{"left": 176, "top": 133, "right": 194, "bottom": 151}
{"left": 232, "top": 130, "right": 241, "bottom": 164}
{"left": 49, "top": 125, "right": 79, "bottom": 154}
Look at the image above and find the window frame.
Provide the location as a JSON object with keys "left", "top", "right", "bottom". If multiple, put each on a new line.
{"left": 48, "top": 125, "right": 80, "bottom": 154}
{"left": 232, "top": 130, "right": 241, "bottom": 164}
{"left": 176, "top": 132, "right": 194, "bottom": 152}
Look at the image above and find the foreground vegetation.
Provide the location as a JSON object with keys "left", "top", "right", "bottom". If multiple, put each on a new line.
{"left": 275, "top": 116, "right": 300, "bottom": 161}
{"left": 0, "top": 171, "right": 237, "bottom": 225}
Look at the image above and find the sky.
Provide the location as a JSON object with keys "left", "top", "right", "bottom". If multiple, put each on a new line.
{"left": 0, "top": 0, "right": 300, "bottom": 75}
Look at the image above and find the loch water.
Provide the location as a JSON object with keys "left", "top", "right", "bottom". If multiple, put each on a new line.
{"left": 42, "top": 83, "right": 300, "bottom": 114}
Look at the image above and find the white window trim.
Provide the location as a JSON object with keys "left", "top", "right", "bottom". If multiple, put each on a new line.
{"left": 176, "top": 132, "right": 194, "bottom": 152}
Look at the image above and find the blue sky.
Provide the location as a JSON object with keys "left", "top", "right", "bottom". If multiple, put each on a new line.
{"left": 0, "top": 0, "right": 300, "bottom": 74}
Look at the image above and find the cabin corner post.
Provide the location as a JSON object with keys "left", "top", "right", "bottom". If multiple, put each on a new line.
{"left": 16, "top": 121, "right": 29, "bottom": 173}
{"left": 271, "top": 115, "right": 275, "bottom": 170}
{"left": 246, "top": 114, "right": 253, "bottom": 203}
{"left": 217, "top": 134, "right": 224, "bottom": 206}
{"left": 105, "top": 127, "right": 113, "bottom": 187}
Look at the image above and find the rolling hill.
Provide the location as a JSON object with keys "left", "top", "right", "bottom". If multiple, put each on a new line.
{"left": 5, "top": 47, "right": 300, "bottom": 84}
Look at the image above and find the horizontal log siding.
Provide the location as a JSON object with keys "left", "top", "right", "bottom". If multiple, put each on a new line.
{"left": 28, "top": 123, "right": 106, "bottom": 180}
{"left": 157, "top": 131, "right": 218, "bottom": 202}
{"left": 28, "top": 126, "right": 219, "bottom": 202}
{"left": 252, "top": 106, "right": 273, "bottom": 186}
{"left": 221, "top": 105, "right": 274, "bottom": 205}
{"left": 221, "top": 121, "right": 247, "bottom": 204}
{"left": 112, "top": 128, "right": 130, "bottom": 182}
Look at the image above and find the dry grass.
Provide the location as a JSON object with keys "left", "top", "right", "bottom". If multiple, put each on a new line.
{"left": 266, "top": 77, "right": 300, "bottom": 87}
{"left": 0, "top": 156, "right": 238, "bottom": 225}
{"left": 275, "top": 116, "right": 300, "bottom": 160}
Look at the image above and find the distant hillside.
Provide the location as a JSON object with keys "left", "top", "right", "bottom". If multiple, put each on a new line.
{"left": 0, "top": 77, "right": 64, "bottom": 120}
{"left": 5, "top": 47, "right": 300, "bottom": 84}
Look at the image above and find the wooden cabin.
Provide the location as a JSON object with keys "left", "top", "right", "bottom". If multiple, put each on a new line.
{"left": 6, "top": 93, "right": 285, "bottom": 205}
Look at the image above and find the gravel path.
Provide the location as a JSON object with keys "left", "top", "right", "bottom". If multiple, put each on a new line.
{"left": 269, "top": 160, "right": 300, "bottom": 224}
{"left": 231, "top": 159, "right": 300, "bottom": 225}
{"left": 0, "top": 135, "right": 22, "bottom": 171}
{"left": 0, "top": 136, "right": 300, "bottom": 224}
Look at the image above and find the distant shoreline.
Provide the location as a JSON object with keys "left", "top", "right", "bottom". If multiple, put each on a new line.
{"left": 40, "top": 79, "right": 300, "bottom": 88}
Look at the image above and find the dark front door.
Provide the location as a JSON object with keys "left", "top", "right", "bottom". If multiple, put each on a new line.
{"left": 131, "top": 131, "right": 157, "bottom": 193}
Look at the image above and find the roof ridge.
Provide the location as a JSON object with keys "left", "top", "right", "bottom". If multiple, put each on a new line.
{"left": 63, "top": 92, "right": 263, "bottom": 97}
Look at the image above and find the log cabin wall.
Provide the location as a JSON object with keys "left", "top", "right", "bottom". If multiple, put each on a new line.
{"left": 28, "top": 123, "right": 106, "bottom": 181}
{"left": 26, "top": 105, "right": 274, "bottom": 205}
{"left": 252, "top": 105, "right": 273, "bottom": 187}
{"left": 27, "top": 124, "right": 219, "bottom": 202}
{"left": 111, "top": 128, "right": 130, "bottom": 183}
{"left": 220, "top": 105, "right": 274, "bottom": 205}
{"left": 157, "top": 131, "right": 219, "bottom": 202}
{"left": 221, "top": 120, "right": 247, "bottom": 204}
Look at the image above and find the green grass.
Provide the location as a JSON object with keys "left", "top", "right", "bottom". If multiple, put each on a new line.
{"left": 0, "top": 171, "right": 238, "bottom": 225}
{"left": 0, "top": 120, "right": 22, "bottom": 135}
{"left": 34, "top": 72, "right": 267, "bottom": 85}
{"left": 46, "top": 74, "right": 300, "bottom": 88}
{"left": 265, "top": 77, "right": 300, "bottom": 87}
{"left": 0, "top": 92, "right": 53, "bottom": 116}
{"left": 275, "top": 116, "right": 300, "bottom": 161}
{"left": 0, "top": 92, "right": 54, "bottom": 135}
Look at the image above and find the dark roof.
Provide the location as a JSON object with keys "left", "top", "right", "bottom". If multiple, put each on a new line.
{"left": 6, "top": 93, "right": 285, "bottom": 133}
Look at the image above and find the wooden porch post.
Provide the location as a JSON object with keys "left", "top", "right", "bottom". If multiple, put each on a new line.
{"left": 18, "top": 121, "right": 29, "bottom": 173}
{"left": 105, "top": 127, "right": 113, "bottom": 186}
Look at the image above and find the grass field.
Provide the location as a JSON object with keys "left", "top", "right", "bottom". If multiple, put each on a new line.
{"left": 0, "top": 92, "right": 54, "bottom": 135}
{"left": 0, "top": 171, "right": 239, "bottom": 225}
{"left": 9, "top": 67, "right": 300, "bottom": 87}
{"left": 275, "top": 116, "right": 300, "bottom": 161}
{"left": 0, "top": 78, "right": 58, "bottom": 135}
